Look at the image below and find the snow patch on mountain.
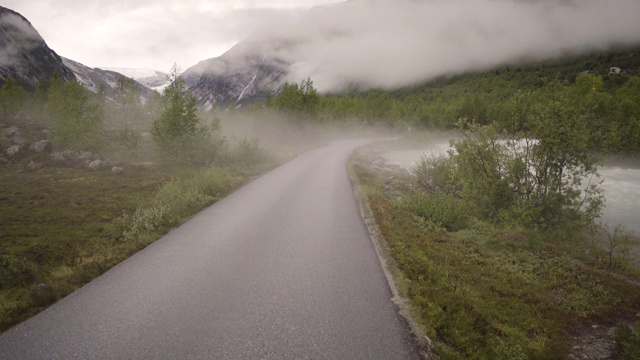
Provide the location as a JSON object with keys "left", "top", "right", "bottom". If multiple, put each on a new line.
{"left": 101, "top": 67, "right": 170, "bottom": 92}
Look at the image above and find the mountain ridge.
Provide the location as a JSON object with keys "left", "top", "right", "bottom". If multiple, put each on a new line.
{"left": 0, "top": 5, "right": 75, "bottom": 90}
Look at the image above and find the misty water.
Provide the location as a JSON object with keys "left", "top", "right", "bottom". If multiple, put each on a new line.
{"left": 381, "top": 146, "right": 640, "bottom": 235}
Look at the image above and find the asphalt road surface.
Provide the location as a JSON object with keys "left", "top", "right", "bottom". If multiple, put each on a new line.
{"left": 0, "top": 140, "right": 420, "bottom": 359}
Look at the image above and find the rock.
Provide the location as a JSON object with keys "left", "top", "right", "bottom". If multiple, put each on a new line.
{"left": 1, "top": 125, "right": 20, "bottom": 137}
{"left": 88, "top": 159, "right": 105, "bottom": 171}
{"left": 29, "top": 140, "right": 52, "bottom": 153}
{"left": 50, "top": 150, "right": 98, "bottom": 167}
{"left": 609, "top": 67, "right": 622, "bottom": 75}
{"left": 49, "top": 151, "right": 68, "bottom": 165}
{"left": 25, "top": 161, "right": 44, "bottom": 172}
{"left": 6, "top": 144, "right": 23, "bottom": 156}
{"left": 111, "top": 166, "right": 124, "bottom": 174}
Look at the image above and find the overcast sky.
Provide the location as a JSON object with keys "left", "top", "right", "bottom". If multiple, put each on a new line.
{"left": 1, "top": 0, "right": 344, "bottom": 71}
{"left": 3, "top": 0, "right": 640, "bottom": 92}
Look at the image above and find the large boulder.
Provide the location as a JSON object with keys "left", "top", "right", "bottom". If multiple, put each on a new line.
{"left": 49, "top": 150, "right": 102, "bottom": 167}
{"left": 87, "top": 159, "right": 105, "bottom": 171}
{"left": 29, "top": 140, "right": 52, "bottom": 153}
{"left": 5, "top": 144, "right": 23, "bottom": 156}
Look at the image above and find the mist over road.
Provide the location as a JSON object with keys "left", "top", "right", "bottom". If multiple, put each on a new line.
{"left": 0, "top": 140, "right": 420, "bottom": 359}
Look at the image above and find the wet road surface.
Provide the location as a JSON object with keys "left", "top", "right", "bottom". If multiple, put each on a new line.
{"left": 0, "top": 140, "right": 420, "bottom": 359}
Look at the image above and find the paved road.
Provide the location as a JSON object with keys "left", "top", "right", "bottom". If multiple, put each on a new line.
{"left": 0, "top": 140, "right": 420, "bottom": 359}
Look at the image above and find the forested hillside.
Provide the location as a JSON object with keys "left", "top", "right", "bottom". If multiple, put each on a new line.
{"left": 267, "top": 45, "right": 640, "bottom": 153}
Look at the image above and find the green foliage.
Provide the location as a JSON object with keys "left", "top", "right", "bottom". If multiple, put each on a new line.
{"left": 0, "top": 77, "right": 28, "bottom": 123}
{"left": 351, "top": 159, "right": 640, "bottom": 359}
{"left": 152, "top": 65, "right": 224, "bottom": 165}
{"left": 404, "top": 191, "right": 470, "bottom": 231}
{"left": 617, "top": 322, "right": 640, "bottom": 360}
{"left": 113, "top": 167, "right": 237, "bottom": 243}
{"left": 434, "top": 77, "right": 605, "bottom": 230}
{"left": 268, "top": 78, "right": 320, "bottom": 118}
{"left": 589, "top": 223, "right": 635, "bottom": 270}
{"left": 414, "top": 152, "right": 458, "bottom": 194}
{"left": 1, "top": 154, "right": 275, "bottom": 333}
{"left": 45, "top": 74, "right": 102, "bottom": 151}
{"left": 225, "top": 136, "right": 272, "bottom": 167}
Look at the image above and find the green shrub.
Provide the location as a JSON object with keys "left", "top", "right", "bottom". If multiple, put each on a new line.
{"left": 114, "top": 167, "right": 239, "bottom": 242}
{"left": 404, "top": 191, "right": 470, "bottom": 231}
{"left": 226, "top": 136, "right": 271, "bottom": 166}
{"left": 618, "top": 322, "right": 640, "bottom": 360}
{"left": 413, "top": 152, "right": 457, "bottom": 194}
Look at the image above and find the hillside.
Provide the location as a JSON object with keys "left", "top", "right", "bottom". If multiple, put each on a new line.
{"left": 0, "top": 6, "right": 74, "bottom": 90}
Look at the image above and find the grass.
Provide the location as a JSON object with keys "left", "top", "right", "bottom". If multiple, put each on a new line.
{"left": 0, "top": 158, "right": 276, "bottom": 333}
{"left": 350, "top": 153, "right": 640, "bottom": 359}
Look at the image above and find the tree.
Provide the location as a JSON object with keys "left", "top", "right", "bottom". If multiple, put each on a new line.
{"left": 45, "top": 75, "right": 102, "bottom": 151}
{"left": 151, "top": 64, "right": 223, "bottom": 165}
{"left": 103, "top": 76, "right": 147, "bottom": 158}
{"left": 269, "top": 78, "right": 319, "bottom": 118}
{"left": 443, "top": 78, "right": 603, "bottom": 229}
{"left": 0, "top": 77, "right": 28, "bottom": 123}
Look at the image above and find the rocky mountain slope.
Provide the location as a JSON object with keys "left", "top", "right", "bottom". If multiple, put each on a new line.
{"left": 101, "top": 67, "right": 170, "bottom": 92}
{"left": 182, "top": 37, "right": 290, "bottom": 108}
{"left": 62, "top": 58, "right": 155, "bottom": 99}
{"left": 0, "top": 6, "right": 75, "bottom": 90}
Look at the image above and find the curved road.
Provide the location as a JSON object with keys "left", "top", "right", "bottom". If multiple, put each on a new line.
{"left": 0, "top": 140, "right": 420, "bottom": 359}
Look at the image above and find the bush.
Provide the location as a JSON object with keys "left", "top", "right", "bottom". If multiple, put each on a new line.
{"left": 114, "top": 167, "right": 238, "bottom": 242}
{"left": 618, "top": 322, "right": 640, "bottom": 360}
{"left": 404, "top": 191, "right": 471, "bottom": 231}
{"left": 225, "top": 136, "right": 271, "bottom": 166}
{"left": 414, "top": 152, "right": 457, "bottom": 194}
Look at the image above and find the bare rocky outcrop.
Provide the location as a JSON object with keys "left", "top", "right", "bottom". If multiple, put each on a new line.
{"left": 28, "top": 140, "right": 52, "bottom": 153}
{"left": 49, "top": 150, "right": 109, "bottom": 169}
{"left": 5, "top": 144, "right": 23, "bottom": 156}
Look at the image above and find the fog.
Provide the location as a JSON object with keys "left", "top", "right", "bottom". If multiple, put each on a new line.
{"left": 252, "top": 0, "right": 640, "bottom": 92}
{"left": 0, "top": 12, "right": 44, "bottom": 67}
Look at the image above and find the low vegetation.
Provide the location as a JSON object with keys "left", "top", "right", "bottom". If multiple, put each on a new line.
{"left": 351, "top": 150, "right": 640, "bottom": 359}
{"left": 0, "top": 64, "right": 277, "bottom": 333}
{"left": 0, "top": 156, "right": 275, "bottom": 333}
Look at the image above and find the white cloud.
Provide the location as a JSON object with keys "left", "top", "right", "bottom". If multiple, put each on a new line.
{"left": 267, "top": 0, "right": 640, "bottom": 92}
{"left": 0, "top": 0, "right": 343, "bottom": 70}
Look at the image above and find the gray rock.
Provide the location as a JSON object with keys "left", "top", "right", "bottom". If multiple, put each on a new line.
{"left": 49, "top": 151, "right": 68, "bottom": 165}
{"left": 111, "top": 166, "right": 124, "bottom": 174}
{"left": 50, "top": 150, "right": 97, "bottom": 166}
{"left": 26, "top": 161, "right": 44, "bottom": 172}
{"left": 88, "top": 159, "right": 105, "bottom": 171}
{"left": 1, "top": 125, "right": 20, "bottom": 137}
{"left": 29, "top": 140, "right": 52, "bottom": 153}
{"left": 6, "top": 144, "right": 23, "bottom": 156}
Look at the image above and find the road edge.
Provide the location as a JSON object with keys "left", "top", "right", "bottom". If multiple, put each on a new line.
{"left": 346, "top": 147, "right": 439, "bottom": 360}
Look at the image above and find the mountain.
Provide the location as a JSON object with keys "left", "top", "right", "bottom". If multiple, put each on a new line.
{"left": 182, "top": 0, "right": 640, "bottom": 108}
{"left": 182, "top": 37, "right": 289, "bottom": 108}
{"left": 0, "top": 6, "right": 75, "bottom": 90}
{"left": 101, "top": 67, "right": 170, "bottom": 92}
{"left": 61, "top": 57, "right": 155, "bottom": 99}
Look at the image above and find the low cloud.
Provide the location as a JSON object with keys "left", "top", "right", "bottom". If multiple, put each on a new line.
{"left": 1, "top": 0, "right": 342, "bottom": 71}
{"left": 0, "top": 12, "right": 45, "bottom": 67}
{"left": 262, "top": 0, "right": 640, "bottom": 92}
